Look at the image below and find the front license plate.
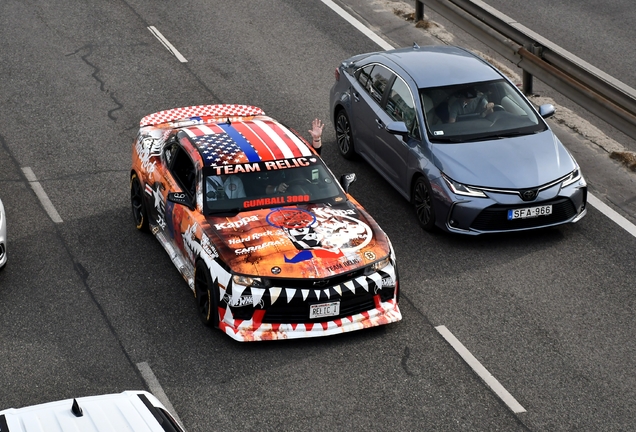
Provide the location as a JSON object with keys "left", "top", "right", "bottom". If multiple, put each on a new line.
{"left": 508, "top": 204, "right": 552, "bottom": 220}
{"left": 310, "top": 301, "right": 340, "bottom": 319}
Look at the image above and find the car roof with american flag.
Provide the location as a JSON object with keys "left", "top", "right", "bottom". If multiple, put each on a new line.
{"left": 140, "top": 104, "right": 314, "bottom": 167}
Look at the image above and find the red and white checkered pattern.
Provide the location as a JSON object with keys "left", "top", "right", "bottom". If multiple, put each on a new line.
{"left": 140, "top": 104, "right": 266, "bottom": 126}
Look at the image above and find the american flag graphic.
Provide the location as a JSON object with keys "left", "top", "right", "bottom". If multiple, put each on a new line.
{"left": 183, "top": 119, "right": 312, "bottom": 167}
{"left": 192, "top": 131, "right": 250, "bottom": 165}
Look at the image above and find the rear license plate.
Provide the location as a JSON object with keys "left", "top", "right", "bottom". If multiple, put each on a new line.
{"left": 508, "top": 205, "right": 552, "bottom": 220}
{"left": 310, "top": 301, "right": 340, "bottom": 319}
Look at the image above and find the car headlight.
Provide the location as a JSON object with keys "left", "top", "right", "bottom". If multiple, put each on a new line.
{"left": 442, "top": 174, "right": 487, "bottom": 198}
{"left": 364, "top": 256, "right": 391, "bottom": 275}
{"left": 232, "top": 275, "right": 265, "bottom": 287}
{"left": 561, "top": 168, "right": 582, "bottom": 188}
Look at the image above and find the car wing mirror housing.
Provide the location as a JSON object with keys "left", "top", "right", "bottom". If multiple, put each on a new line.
{"left": 168, "top": 192, "right": 195, "bottom": 210}
{"left": 385, "top": 120, "right": 409, "bottom": 138}
{"left": 538, "top": 104, "right": 555, "bottom": 119}
{"left": 340, "top": 173, "right": 357, "bottom": 193}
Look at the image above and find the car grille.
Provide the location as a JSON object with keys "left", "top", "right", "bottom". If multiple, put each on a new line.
{"left": 470, "top": 197, "right": 578, "bottom": 231}
{"left": 229, "top": 267, "right": 397, "bottom": 323}
{"left": 266, "top": 268, "right": 366, "bottom": 289}
{"left": 262, "top": 291, "right": 378, "bottom": 324}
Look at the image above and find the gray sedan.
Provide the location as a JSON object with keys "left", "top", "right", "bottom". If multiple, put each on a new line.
{"left": 0, "top": 197, "right": 5, "bottom": 268}
{"left": 329, "top": 45, "right": 587, "bottom": 235}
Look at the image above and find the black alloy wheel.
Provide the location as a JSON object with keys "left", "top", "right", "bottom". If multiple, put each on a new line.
{"left": 335, "top": 110, "right": 357, "bottom": 160}
{"left": 130, "top": 173, "right": 149, "bottom": 232}
{"left": 413, "top": 176, "right": 436, "bottom": 231}
{"left": 194, "top": 261, "right": 219, "bottom": 327}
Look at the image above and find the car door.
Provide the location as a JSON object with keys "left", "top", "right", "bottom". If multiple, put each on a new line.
{"left": 349, "top": 64, "right": 395, "bottom": 164}
{"left": 148, "top": 139, "right": 199, "bottom": 263}
{"left": 373, "top": 74, "right": 422, "bottom": 195}
{"left": 144, "top": 139, "right": 179, "bottom": 235}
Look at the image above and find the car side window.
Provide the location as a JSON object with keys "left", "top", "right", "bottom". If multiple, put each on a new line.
{"left": 385, "top": 76, "right": 419, "bottom": 138}
{"left": 356, "top": 64, "right": 395, "bottom": 105}
{"left": 163, "top": 141, "right": 179, "bottom": 166}
{"left": 369, "top": 65, "right": 395, "bottom": 104}
{"left": 356, "top": 65, "right": 374, "bottom": 92}
{"left": 167, "top": 145, "right": 196, "bottom": 196}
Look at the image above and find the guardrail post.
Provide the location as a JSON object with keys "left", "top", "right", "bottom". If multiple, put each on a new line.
{"left": 522, "top": 44, "right": 543, "bottom": 95}
{"left": 415, "top": 0, "right": 424, "bottom": 22}
{"left": 522, "top": 70, "right": 533, "bottom": 95}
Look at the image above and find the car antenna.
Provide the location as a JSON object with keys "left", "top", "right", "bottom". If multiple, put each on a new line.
{"left": 71, "top": 398, "right": 84, "bottom": 417}
{"left": 413, "top": 42, "right": 420, "bottom": 49}
{"left": 225, "top": 117, "right": 231, "bottom": 125}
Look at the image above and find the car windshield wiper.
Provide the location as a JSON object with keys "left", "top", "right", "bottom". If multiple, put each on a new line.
{"left": 490, "top": 130, "right": 529, "bottom": 138}
{"left": 207, "top": 207, "right": 242, "bottom": 215}
{"left": 463, "top": 130, "right": 536, "bottom": 142}
{"left": 429, "top": 136, "right": 467, "bottom": 143}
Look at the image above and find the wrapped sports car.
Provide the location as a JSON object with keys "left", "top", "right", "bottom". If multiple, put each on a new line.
{"left": 130, "top": 104, "right": 401, "bottom": 341}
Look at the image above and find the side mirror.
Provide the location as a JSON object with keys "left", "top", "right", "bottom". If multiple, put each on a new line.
{"left": 339, "top": 173, "right": 357, "bottom": 193}
{"left": 538, "top": 104, "right": 555, "bottom": 119}
{"left": 385, "top": 121, "right": 409, "bottom": 138}
{"left": 168, "top": 192, "right": 195, "bottom": 210}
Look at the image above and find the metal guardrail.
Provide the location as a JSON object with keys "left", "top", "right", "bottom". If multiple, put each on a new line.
{"left": 415, "top": 0, "right": 636, "bottom": 140}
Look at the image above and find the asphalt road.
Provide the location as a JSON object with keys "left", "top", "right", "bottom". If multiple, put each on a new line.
{"left": 1, "top": 1, "right": 636, "bottom": 431}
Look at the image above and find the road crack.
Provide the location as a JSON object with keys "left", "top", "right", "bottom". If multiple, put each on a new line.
{"left": 67, "top": 44, "right": 123, "bottom": 121}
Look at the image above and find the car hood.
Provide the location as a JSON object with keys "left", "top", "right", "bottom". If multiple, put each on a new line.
{"left": 432, "top": 131, "right": 577, "bottom": 188}
{"left": 205, "top": 202, "right": 391, "bottom": 279}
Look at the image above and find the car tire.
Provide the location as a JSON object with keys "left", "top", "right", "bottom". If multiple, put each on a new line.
{"left": 130, "top": 173, "right": 149, "bottom": 232}
{"left": 194, "top": 260, "right": 219, "bottom": 327}
{"left": 335, "top": 109, "right": 357, "bottom": 160}
{"left": 413, "top": 176, "right": 436, "bottom": 231}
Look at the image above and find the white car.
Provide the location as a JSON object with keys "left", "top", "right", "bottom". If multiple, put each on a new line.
{"left": 0, "top": 390, "right": 185, "bottom": 432}
{"left": 0, "top": 198, "right": 6, "bottom": 269}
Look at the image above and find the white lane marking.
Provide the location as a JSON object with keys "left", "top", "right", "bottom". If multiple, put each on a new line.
{"left": 322, "top": 0, "right": 636, "bottom": 239}
{"left": 436, "top": 325, "right": 526, "bottom": 414}
{"left": 147, "top": 26, "right": 188, "bottom": 63}
{"left": 588, "top": 193, "right": 636, "bottom": 238}
{"left": 320, "top": 0, "right": 394, "bottom": 50}
{"left": 22, "top": 167, "right": 63, "bottom": 223}
{"left": 136, "top": 361, "right": 184, "bottom": 427}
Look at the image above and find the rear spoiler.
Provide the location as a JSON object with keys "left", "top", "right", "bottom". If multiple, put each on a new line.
{"left": 140, "top": 104, "right": 265, "bottom": 127}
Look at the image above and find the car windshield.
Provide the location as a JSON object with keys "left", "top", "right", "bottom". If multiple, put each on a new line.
{"left": 421, "top": 79, "right": 548, "bottom": 142}
{"left": 203, "top": 157, "right": 347, "bottom": 214}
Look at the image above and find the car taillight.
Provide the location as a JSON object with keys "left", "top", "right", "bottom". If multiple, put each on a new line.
{"left": 334, "top": 67, "right": 340, "bottom": 81}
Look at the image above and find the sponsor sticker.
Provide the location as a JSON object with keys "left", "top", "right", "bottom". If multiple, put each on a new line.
{"left": 267, "top": 208, "right": 316, "bottom": 229}
{"left": 214, "top": 215, "right": 259, "bottom": 230}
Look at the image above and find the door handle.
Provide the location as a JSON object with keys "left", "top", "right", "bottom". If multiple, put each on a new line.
{"left": 375, "top": 118, "right": 385, "bottom": 129}
{"left": 353, "top": 92, "right": 360, "bottom": 102}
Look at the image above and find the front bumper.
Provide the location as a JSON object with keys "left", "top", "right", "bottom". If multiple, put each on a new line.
{"left": 217, "top": 264, "right": 402, "bottom": 342}
{"left": 432, "top": 175, "right": 588, "bottom": 235}
{"left": 220, "top": 297, "right": 402, "bottom": 342}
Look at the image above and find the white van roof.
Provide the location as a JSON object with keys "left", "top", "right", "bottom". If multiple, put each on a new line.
{"left": 0, "top": 390, "right": 185, "bottom": 432}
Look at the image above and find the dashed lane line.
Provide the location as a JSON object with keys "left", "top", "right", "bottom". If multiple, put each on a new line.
{"left": 22, "top": 167, "right": 63, "bottom": 223}
{"left": 436, "top": 325, "right": 527, "bottom": 414}
{"left": 137, "top": 361, "right": 184, "bottom": 428}
{"left": 148, "top": 26, "right": 188, "bottom": 63}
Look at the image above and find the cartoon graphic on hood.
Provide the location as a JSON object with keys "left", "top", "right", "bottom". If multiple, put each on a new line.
{"left": 270, "top": 207, "right": 372, "bottom": 263}
{"left": 205, "top": 204, "right": 382, "bottom": 279}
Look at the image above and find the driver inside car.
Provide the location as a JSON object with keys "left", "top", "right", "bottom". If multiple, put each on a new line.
{"left": 206, "top": 175, "right": 246, "bottom": 200}
{"left": 264, "top": 169, "right": 310, "bottom": 195}
{"left": 448, "top": 87, "right": 495, "bottom": 123}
